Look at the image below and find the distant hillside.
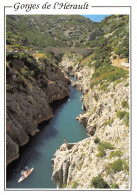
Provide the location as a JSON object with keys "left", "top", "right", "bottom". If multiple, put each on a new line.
{"left": 6, "top": 15, "right": 96, "bottom": 48}
{"left": 86, "top": 15, "right": 129, "bottom": 60}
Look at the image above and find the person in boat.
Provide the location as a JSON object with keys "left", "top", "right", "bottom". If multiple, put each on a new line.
{"left": 25, "top": 166, "right": 31, "bottom": 174}
{"left": 21, "top": 170, "right": 26, "bottom": 178}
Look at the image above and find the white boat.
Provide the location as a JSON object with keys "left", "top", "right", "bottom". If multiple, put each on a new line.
{"left": 18, "top": 167, "right": 34, "bottom": 183}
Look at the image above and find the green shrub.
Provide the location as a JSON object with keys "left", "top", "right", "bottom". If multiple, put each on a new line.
{"left": 94, "top": 137, "right": 100, "bottom": 144}
{"left": 91, "top": 175, "right": 110, "bottom": 188}
{"left": 111, "top": 94, "right": 114, "bottom": 98}
{"left": 116, "top": 111, "right": 129, "bottom": 126}
{"left": 111, "top": 159, "right": 123, "bottom": 173}
{"left": 116, "top": 111, "right": 126, "bottom": 120}
{"left": 124, "top": 112, "right": 129, "bottom": 126}
{"left": 122, "top": 160, "right": 129, "bottom": 172}
{"left": 97, "top": 150, "right": 106, "bottom": 158}
{"left": 100, "top": 83, "right": 109, "bottom": 92}
{"left": 122, "top": 101, "right": 129, "bottom": 108}
{"left": 124, "top": 82, "right": 129, "bottom": 87}
{"left": 97, "top": 142, "right": 114, "bottom": 158}
{"left": 104, "top": 118, "right": 114, "bottom": 127}
{"left": 90, "top": 65, "right": 128, "bottom": 89}
{"left": 72, "top": 181, "right": 78, "bottom": 188}
{"left": 98, "top": 142, "right": 114, "bottom": 151}
{"left": 115, "top": 47, "right": 123, "bottom": 56}
{"left": 106, "top": 159, "right": 129, "bottom": 175}
{"left": 109, "top": 150, "right": 123, "bottom": 159}
{"left": 62, "top": 184, "right": 67, "bottom": 188}
{"left": 21, "top": 67, "right": 29, "bottom": 77}
{"left": 111, "top": 183, "right": 119, "bottom": 188}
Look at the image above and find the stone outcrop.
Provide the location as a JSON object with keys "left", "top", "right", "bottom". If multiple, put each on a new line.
{"left": 6, "top": 57, "right": 70, "bottom": 165}
{"left": 52, "top": 137, "right": 129, "bottom": 189}
{"left": 52, "top": 53, "right": 130, "bottom": 189}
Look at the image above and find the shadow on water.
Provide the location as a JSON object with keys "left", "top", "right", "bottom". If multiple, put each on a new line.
{"left": 7, "top": 125, "right": 57, "bottom": 177}
{"left": 6, "top": 96, "right": 69, "bottom": 186}
{"left": 6, "top": 81, "right": 87, "bottom": 188}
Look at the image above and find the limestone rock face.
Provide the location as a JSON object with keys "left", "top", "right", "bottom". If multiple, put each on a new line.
{"left": 52, "top": 137, "right": 129, "bottom": 189}
{"left": 6, "top": 58, "right": 70, "bottom": 165}
{"left": 55, "top": 53, "right": 130, "bottom": 189}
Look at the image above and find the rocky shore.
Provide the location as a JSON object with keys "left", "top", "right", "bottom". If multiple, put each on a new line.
{"left": 6, "top": 55, "right": 70, "bottom": 165}
{"left": 52, "top": 53, "right": 130, "bottom": 189}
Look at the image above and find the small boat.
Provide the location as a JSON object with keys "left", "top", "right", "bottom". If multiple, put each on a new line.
{"left": 18, "top": 167, "right": 34, "bottom": 183}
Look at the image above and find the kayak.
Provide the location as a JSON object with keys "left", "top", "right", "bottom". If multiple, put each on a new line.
{"left": 18, "top": 168, "right": 34, "bottom": 183}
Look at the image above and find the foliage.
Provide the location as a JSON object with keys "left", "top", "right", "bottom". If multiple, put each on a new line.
{"left": 6, "top": 52, "right": 40, "bottom": 77}
{"left": 100, "top": 83, "right": 109, "bottom": 92}
{"left": 97, "top": 142, "right": 114, "bottom": 158}
{"left": 98, "top": 142, "right": 114, "bottom": 151}
{"left": 114, "top": 38, "right": 129, "bottom": 60}
{"left": 111, "top": 183, "right": 119, "bottom": 188}
{"left": 86, "top": 15, "right": 129, "bottom": 90}
{"left": 94, "top": 137, "right": 100, "bottom": 144}
{"left": 109, "top": 159, "right": 123, "bottom": 173}
{"left": 90, "top": 65, "right": 128, "bottom": 89}
{"left": 21, "top": 66, "right": 29, "bottom": 78}
{"left": 116, "top": 111, "right": 126, "bottom": 120}
{"left": 122, "top": 160, "right": 129, "bottom": 172}
{"left": 104, "top": 118, "right": 114, "bottom": 127}
{"left": 39, "top": 52, "right": 62, "bottom": 67}
{"left": 124, "top": 112, "right": 129, "bottom": 126}
{"left": 62, "top": 184, "right": 67, "bottom": 188}
{"left": 97, "top": 150, "right": 106, "bottom": 158}
{"left": 109, "top": 150, "right": 123, "bottom": 159}
{"left": 91, "top": 175, "right": 110, "bottom": 188}
{"left": 6, "top": 15, "right": 96, "bottom": 48}
{"left": 122, "top": 100, "right": 129, "bottom": 109}
{"left": 72, "top": 181, "right": 78, "bottom": 188}
{"left": 116, "top": 111, "right": 129, "bottom": 126}
{"left": 124, "top": 82, "right": 129, "bottom": 87}
{"left": 106, "top": 158, "right": 129, "bottom": 175}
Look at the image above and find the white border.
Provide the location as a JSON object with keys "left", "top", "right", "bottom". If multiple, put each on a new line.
{"left": 1, "top": 0, "right": 137, "bottom": 194}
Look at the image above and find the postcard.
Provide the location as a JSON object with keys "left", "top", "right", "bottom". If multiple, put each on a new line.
{"left": 0, "top": 0, "right": 137, "bottom": 194}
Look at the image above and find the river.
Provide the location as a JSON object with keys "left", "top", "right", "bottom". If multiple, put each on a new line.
{"left": 6, "top": 78, "right": 88, "bottom": 189}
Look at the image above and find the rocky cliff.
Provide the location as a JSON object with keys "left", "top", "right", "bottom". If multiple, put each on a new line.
{"left": 52, "top": 52, "right": 130, "bottom": 189}
{"left": 6, "top": 52, "right": 70, "bottom": 165}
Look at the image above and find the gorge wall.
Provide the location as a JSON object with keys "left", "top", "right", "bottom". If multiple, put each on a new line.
{"left": 6, "top": 53, "right": 70, "bottom": 165}
{"left": 51, "top": 52, "right": 130, "bottom": 189}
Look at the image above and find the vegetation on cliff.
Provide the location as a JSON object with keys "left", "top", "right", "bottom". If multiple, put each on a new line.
{"left": 6, "top": 14, "right": 130, "bottom": 189}
{"left": 6, "top": 15, "right": 96, "bottom": 49}
{"left": 53, "top": 15, "right": 130, "bottom": 189}
{"left": 6, "top": 52, "right": 70, "bottom": 165}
